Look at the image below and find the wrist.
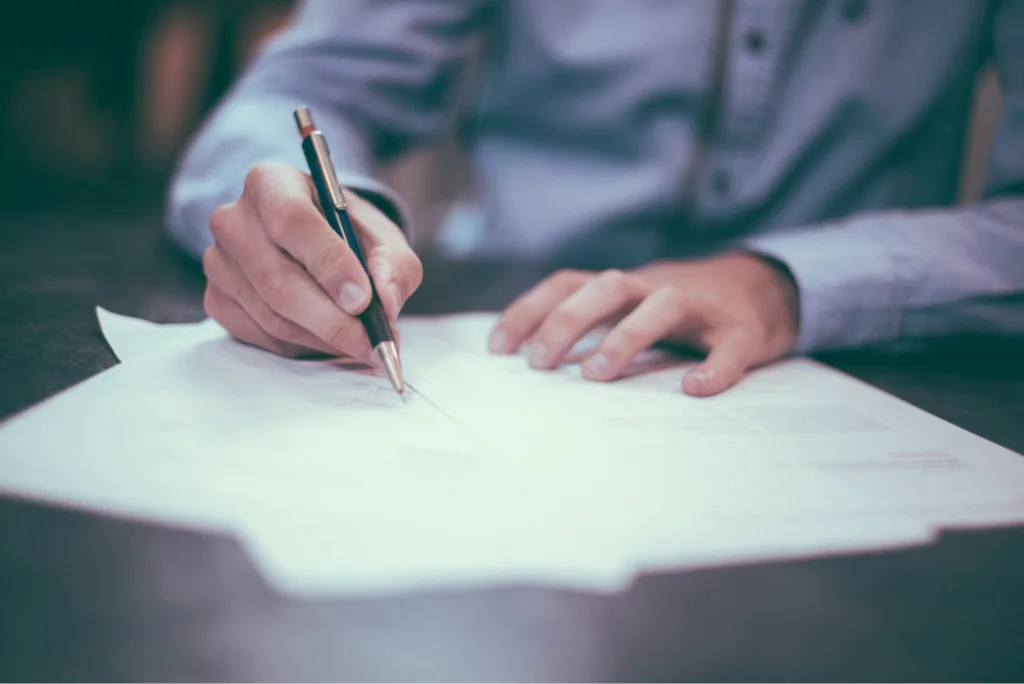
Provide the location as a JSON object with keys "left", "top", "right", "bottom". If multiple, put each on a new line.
{"left": 733, "top": 250, "right": 801, "bottom": 349}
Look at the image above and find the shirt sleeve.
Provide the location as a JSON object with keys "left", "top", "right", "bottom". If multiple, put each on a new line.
{"left": 165, "top": 0, "right": 489, "bottom": 258}
{"left": 742, "top": 1, "right": 1024, "bottom": 353}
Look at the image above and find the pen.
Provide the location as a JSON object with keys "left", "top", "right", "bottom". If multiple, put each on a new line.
{"left": 293, "top": 106, "right": 405, "bottom": 399}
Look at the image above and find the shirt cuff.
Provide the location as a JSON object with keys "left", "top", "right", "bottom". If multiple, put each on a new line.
{"left": 742, "top": 226, "right": 904, "bottom": 353}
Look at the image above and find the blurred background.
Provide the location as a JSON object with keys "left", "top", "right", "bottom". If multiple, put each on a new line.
{"left": 0, "top": 0, "right": 1004, "bottom": 244}
{"left": 2, "top": 0, "right": 288, "bottom": 211}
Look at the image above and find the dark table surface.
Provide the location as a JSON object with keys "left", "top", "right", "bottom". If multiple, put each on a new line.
{"left": 2, "top": 212, "right": 1024, "bottom": 682}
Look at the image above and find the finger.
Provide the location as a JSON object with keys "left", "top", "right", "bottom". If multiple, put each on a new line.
{"left": 204, "top": 283, "right": 307, "bottom": 358}
{"left": 581, "top": 287, "right": 692, "bottom": 381}
{"left": 525, "top": 269, "right": 644, "bottom": 370}
{"left": 349, "top": 191, "right": 423, "bottom": 321}
{"left": 681, "top": 328, "right": 760, "bottom": 397}
{"left": 242, "top": 163, "right": 373, "bottom": 316}
{"left": 253, "top": 250, "right": 374, "bottom": 360}
{"left": 489, "top": 269, "right": 589, "bottom": 354}
{"left": 210, "top": 195, "right": 373, "bottom": 360}
{"left": 365, "top": 246, "right": 423, "bottom": 324}
{"left": 203, "top": 245, "right": 339, "bottom": 356}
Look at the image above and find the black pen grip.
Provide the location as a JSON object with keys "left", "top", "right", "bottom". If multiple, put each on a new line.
{"left": 358, "top": 289, "right": 393, "bottom": 347}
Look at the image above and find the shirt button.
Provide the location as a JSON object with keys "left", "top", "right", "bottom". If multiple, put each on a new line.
{"left": 744, "top": 29, "right": 767, "bottom": 54}
{"left": 711, "top": 169, "right": 732, "bottom": 196}
{"left": 840, "top": 0, "right": 869, "bottom": 23}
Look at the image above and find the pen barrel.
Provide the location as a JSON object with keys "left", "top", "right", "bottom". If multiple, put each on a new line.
{"left": 334, "top": 209, "right": 394, "bottom": 347}
{"left": 301, "top": 135, "right": 395, "bottom": 347}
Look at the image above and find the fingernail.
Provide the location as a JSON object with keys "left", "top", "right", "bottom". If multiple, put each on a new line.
{"left": 684, "top": 369, "right": 713, "bottom": 395}
{"left": 526, "top": 342, "right": 548, "bottom": 367}
{"left": 339, "top": 282, "right": 367, "bottom": 314}
{"left": 582, "top": 353, "right": 609, "bottom": 380}
{"left": 489, "top": 329, "right": 508, "bottom": 353}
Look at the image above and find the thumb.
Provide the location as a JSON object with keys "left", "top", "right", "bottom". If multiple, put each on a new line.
{"left": 682, "top": 329, "right": 759, "bottom": 397}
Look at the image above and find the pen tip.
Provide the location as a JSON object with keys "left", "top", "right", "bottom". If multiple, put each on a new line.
{"left": 375, "top": 341, "right": 406, "bottom": 400}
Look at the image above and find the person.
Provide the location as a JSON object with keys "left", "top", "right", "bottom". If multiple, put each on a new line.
{"left": 167, "top": 0, "right": 1024, "bottom": 397}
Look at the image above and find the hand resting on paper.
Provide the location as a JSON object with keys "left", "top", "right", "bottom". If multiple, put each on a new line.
{"left": 488, "top": 253, "right": 800, "bottom": 397}
{"left": 201, "top": 162, "right": 422, "bottom": 361}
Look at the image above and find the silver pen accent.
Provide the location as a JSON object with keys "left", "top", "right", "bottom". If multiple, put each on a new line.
{"left": 375, "top": 341, "right": 405, "bottom": 399}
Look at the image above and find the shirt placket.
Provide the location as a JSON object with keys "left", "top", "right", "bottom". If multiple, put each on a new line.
{"left": 696, "top": 0, "right": 800, "bottom": 220}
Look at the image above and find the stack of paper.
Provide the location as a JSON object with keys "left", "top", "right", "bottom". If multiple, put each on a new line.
{"left": 0, "top": 307, "right": 1021, "bottom": 596}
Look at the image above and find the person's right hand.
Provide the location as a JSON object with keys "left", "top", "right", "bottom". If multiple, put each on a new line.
{"left": 202, "top": 162, "right": 422, "bottom": 360}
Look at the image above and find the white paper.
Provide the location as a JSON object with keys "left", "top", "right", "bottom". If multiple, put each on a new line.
{"left": 97, "top": 307, "right": 215, "bottom": 362}
{"left": 6, "top": 312, "right": 633, "bottom": 593}
{"left": 86, "top": 310, "right": 1024, "bottom": 560}
{"left": 2, "top": 308, "right": 1022, "bottom": 598}
{"left": 94, "top": 310, "right": 939, "bottom": 592}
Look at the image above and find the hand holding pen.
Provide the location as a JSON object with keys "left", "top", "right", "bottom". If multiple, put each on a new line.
{"left": 294, "top": 106, "right": 405, "bottom": 395}
{"left": 200, "top": 114, "right": 423, "bottom": 392}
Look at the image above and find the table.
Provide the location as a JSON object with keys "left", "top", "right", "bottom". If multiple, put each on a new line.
{"left": 2, "top": 212, "right": 1023, "bottom": 681}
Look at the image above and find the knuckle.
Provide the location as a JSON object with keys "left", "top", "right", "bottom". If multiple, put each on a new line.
{"left": 243, "top": 162, "right": 277, "bottom": 197}
{"left": 552, "top": 269, "right": 580, "bottom": 288}
{"left": 656, "top": 285, "right": 689, "bottom": 311}
{"left": 535, "top": 269, "right": 584, "bottom": 300}
{"left": 259, "top": 312, "right": 292, "bottom": 341}
{"left": 306, "top": 244, "right": 351, "bottom": 281}
{"left": 264, "top": 199, "right": 311, "bottom": 242}
{"left": 255, "top": 268, "right": 294, "bottom": 312}
{"left": 548, "top": 306, "right": 584, "bottom": 333}
{"left": 598, "top": 268, "right": 629, "bottom": 290}
{"left": 208, "top": 204, "right": 236, "bottom": 242}
{"left": 402, "top": 251, "right": 425, "bottom": 289}
{"left": 611, "top": 325, "right": 644, "bottom": 351}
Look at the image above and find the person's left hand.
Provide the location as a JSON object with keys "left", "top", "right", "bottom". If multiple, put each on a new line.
{"left": 488, "top": 252, "right": 801, "bottom": 396}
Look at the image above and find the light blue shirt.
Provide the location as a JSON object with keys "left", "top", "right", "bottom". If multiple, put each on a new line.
{"left": 167, "top": 0, "right": 1024, "bottom": 353}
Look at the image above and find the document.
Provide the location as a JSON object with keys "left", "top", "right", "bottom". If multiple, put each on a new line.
{"left": 96, "top": 308, "right": 1024, "bottom": 542}
{"left": 97, "top": 308, "right": 209, "bottom": 362}
{"left": 5, "top": 310, "right": 632, "bottom": 593}
{"left": 0, "top": 308, "right": 1021, "bottom": 598}
{"left": 405, "top": 336, "right": 1024, "bottom": 524}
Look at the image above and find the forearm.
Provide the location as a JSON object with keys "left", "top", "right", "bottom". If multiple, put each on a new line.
{"left": 165, "top": 0, "right": 486, "bottom": 258}
{"left": 744, "top": 199, "right": 1024, "bottom": 352}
